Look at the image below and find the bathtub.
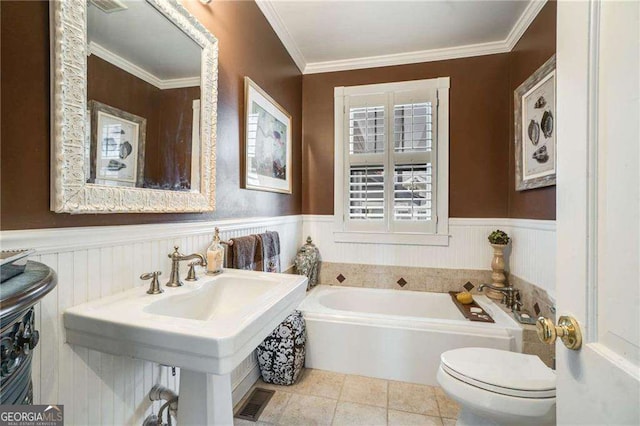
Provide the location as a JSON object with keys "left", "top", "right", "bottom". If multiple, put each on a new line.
{"left": 297, "top": 285, "right": 522, "bottom": 386}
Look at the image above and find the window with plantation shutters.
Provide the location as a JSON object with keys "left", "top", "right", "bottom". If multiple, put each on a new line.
{"left": 334, "top": 78, "right": 450, "bottom": 245}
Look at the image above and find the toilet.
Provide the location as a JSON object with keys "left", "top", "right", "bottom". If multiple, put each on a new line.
{"left": 437, "top": 347, "right": 556, "bottom": 426}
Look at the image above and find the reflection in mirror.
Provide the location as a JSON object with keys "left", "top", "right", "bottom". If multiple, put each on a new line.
{"left": 86, "top": 0, "right": 201, "bottom": 191}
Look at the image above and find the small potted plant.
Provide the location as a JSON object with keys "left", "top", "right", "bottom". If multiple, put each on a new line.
{"left": 486, "top": 230, "right": 510, "bottom": 300}
{"left": 488, "top": 229, "right": 510, "bottom": 246}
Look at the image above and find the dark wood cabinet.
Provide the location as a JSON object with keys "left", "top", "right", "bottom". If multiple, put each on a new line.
{"left": 1, "top": 262, "right": 56, "bottom": 405}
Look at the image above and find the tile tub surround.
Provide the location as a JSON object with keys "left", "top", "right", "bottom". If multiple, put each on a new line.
{"left": 317, "top": 261, "right": 555, "bottom": 368}
{"left": 494, "top": 300, "right": 556, "bottom": 369}
{"left": 318, "top": 262, "right": 554, "bottom": 323}
{"left": 234, "top": 368, "right": 460, "bottom": 426}
{"left": 509, "top": 273, "right": 556, "bottom": 322}
{"left": 318, "top": 262, "right": 492, "bottom": 293}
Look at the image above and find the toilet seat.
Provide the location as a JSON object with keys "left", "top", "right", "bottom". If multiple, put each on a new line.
{"left": 440, "top": 347, "right": 556, "bottom": 398}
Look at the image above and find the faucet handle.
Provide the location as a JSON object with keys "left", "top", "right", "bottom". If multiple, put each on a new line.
{"left": 185, "top": 260, "right": 202, "bottom": 282}
{"left": 141, "top": 271, "right": 163, "bottom": 295}
{"left": 512, "top": 300, "right": 524, "bottom": 312}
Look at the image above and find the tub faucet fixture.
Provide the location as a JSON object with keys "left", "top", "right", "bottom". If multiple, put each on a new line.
{"left": 167, "top": 246, "right": 206, "bottom": 287}
{"left": 478, "top": 283, "right": 522, "bottom": 312}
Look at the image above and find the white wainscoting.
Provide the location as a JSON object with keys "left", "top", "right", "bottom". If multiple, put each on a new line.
{"left": 0, "top": 215, "right": 302, "bottom": 426}
{"left": 0, "top": 213, "right": 554, "bottom": 424}
{"left": 302, "top": 215, "right": 556, "bottom": 297}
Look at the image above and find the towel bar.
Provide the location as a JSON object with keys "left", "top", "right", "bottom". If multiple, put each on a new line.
{"left": 214, "top": 227, "right": 234, "bottom": 246}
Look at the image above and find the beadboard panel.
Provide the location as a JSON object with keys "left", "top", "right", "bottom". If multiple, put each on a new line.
{"left": 1, "top": 216, "right": 302, "bottom": 426}
{"left": 1, "top": 214, "right": 554, "bottom": 424}
{"left": 302, "top": 215, "right": 556, "bottom": 297}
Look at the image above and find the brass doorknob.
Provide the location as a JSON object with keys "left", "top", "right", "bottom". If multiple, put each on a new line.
{"left": 536, "top": 315, "right": 582, "bottom": 350}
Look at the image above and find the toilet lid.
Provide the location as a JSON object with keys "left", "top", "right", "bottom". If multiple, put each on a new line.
{"left": 440, "top": 348, "right": 556, "bottom": 398}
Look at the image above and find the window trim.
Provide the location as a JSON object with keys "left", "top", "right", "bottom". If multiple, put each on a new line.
{"left": 333, "top": 78, "right": 450, "bottom": 246}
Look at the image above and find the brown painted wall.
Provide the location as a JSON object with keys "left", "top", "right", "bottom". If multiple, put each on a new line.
{"left": 150, "top": 86, "right": 201, "bottom": 189}
{"left": 88, "top": 55, "right": 200, "bottom": 189}
{"left": 0, "top": 0, "right": 302, "bottom": 230}
{"left": 302, "top": 54, "right": 511, "bottom": 217}
{"left": 88, "top": 55, "right": 160, "bottom": 160}
{"left": 301, "top": 2, "right": 557, "bottom": 220}
{"left": 508, "top": 1, "right": 557, "bottom": 219}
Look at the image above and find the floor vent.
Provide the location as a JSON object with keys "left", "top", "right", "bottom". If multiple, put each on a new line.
{"left": 89, "top": 0, "right": 128, "bottom": 13}
{"left": 235, "top": 388, "right": 275, "bottom": 422}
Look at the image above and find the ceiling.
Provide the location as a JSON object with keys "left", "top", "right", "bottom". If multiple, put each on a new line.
{"left": 256, "top": 0, "right": 547, "bottom": 74}
{"left": 88, "top": 0, "right": 201, "bottom": 84}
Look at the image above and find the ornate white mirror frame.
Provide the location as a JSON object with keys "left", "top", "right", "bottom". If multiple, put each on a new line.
{"left": 50, "top": 0, "right": 218, "bottom": 213}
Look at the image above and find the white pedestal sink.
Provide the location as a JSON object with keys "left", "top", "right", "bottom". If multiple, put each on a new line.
{"left": 64, "top": 269, "right": 308, "bottom": 425}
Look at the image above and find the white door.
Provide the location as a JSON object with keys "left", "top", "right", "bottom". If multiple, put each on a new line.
{"left": 556, "top": 1, "right": 639, "bottom": 424}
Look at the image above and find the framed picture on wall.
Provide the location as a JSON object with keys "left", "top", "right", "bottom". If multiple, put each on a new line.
{"left": 88, "top": 100, "right": 146, "bottom": 188}
{"left": 514, "top": 55, "right": 556, "bottom": 191}
{"left": 244, "top": 77, "right": 292, "bottom": 194}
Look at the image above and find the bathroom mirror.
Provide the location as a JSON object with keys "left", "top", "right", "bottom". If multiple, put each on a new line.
{"left": 51, "top": 0, "right": 218, "bottom": 213}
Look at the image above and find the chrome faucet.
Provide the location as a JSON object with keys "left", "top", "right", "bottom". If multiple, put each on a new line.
{"left": 166, "top": 246, "right": 206, "bottom": 287}
{"left": 478, "top": 283, "right": 522, "bottom": 312}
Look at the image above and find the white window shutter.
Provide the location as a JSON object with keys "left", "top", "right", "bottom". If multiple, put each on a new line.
{"left": 334, "top": 78, "right": 449, "bottom": 240}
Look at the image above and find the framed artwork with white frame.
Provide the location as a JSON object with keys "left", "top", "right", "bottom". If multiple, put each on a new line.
{"left": 88, "top": 100, "right": 146, "bottom": 188}
{"left": 244, "top": 77, "right": 292, "bottom": 194}
{"left": 514, "top": 55, "right": 556, "bottom": 191}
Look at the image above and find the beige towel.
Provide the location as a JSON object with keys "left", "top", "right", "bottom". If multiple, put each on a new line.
{"left": 229, "top": 235, "right": 263, "bottom": 271}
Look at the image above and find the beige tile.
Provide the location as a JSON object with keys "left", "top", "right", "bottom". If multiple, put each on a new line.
{"left": 423, "top": 276, "right": 443, "bottom": 293}
{"left": 388, "top": 410, "right": 443, "bottom": 426}
{"left": 279, "top": 393, "right": 337, "bottom": 426}
{"left": 407, "top": 279, "right": 427, "bottom": 292}
{"left": 297, "top": 369, "right": 346, "bottom": 399}
{"left": 434, "top": 389, "right": 460, "bottom": 419}
{"left": 441, "top": 418, "right": 456, "bottom": 426}
{"left": 439, "top": 278, "right": 459, "bottom": 294}
{"left": 259, "top": 390, "right": 292, "bottom": 424}
{"left": 340, "top": 375, "right": 388, "bottom": 408}
{"left": 388, "top": 381, "right": 439, "bottom": 416}
{"left": 522, "top": 342, "right": 555, "bottom": 369}
{"left": 332, "top": 401, "right": 387, "bottom": 426}
{"left": 372, "top": 273, "right": 395, "bottom": 290}
{"left": 257, "top": 368, "right": 308, "bottom": 392}
{"left": 234, "top": 419, "right": 271, "bottom": 426}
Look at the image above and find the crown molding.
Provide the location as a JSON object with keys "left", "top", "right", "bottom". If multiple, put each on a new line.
{"left": 257, "top": 0, "right": 547, "bottom": 75}
{"left": 505, "top": 0, "right": 548, "bottom": 50}
{"left": 88, "top": 41, "right": 200, "bottom": 89}
{"left": 303, "top": 40, "right": 510, "bottom": 74}
{"left": 255, "top": 0, "right": 306, "bottom": 73}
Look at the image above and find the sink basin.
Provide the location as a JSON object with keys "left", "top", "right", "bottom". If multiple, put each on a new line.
{"left": 64, "top": 268, "right": 307, "bottom": 375}
{"left": 64, "top": 268, "right": 307, "bottom": 426}
{"left": 143, "top": 275, "right": 281, "bottom": 321}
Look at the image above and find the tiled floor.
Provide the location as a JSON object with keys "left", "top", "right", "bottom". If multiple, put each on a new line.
{"left": 234, "top": 369, "right": 460, "bottom": 426}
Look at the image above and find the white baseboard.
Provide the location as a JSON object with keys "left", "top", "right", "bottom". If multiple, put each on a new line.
{"left": 232, "top": 363, "right": 261, "bottom": 406}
